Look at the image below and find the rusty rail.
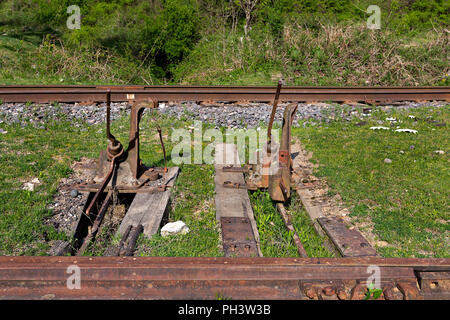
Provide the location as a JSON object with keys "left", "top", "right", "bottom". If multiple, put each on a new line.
{"left": 0, "top": 85, "right": 448, "bottom": 103}
{"left": 0, "top": 257, "right": 448, "bottom": 299}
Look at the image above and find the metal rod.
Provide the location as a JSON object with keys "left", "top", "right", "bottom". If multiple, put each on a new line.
{"left": 77, "top": 191, "right": 113, "bottom": 256}
{"left": 117, "top": 225, "right": 133, "bottom": 256}
{"left": 124, "top": 224, "right": 144, "bottom": 256}
{"left": 84, "top": 148, "right": 123, "bottom": 217}
{"left": 157, "top": 126, "right": 167, "bottom": 173}
{"left": 267, "top": 80, "right": 283, "bottom": 153}
{"left": 276, "top": 203, "right": 308, "bottom": 258}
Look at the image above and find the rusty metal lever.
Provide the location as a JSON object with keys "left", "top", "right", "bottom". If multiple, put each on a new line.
{"left": 267, "top": 79, "right": 283, "bottom": 153}
{"left": 157, "top": 125, "right": 168, "bottom": 173}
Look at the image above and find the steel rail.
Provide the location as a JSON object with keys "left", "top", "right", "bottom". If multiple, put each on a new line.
{"left": 0, "top": 85, "right": 448, "bottom": 103}
{"left": 0, "top": 257, "right": 448, "bottom": 299}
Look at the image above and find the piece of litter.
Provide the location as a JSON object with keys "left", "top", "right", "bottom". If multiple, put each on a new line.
{"left": 408, "top": 115, "right": 415, "bottom": 119}
{"left": 386, "top": 117, "right": 396, "bottom": 121}
{"left": 370, "top": 126, "right": 390, "bottom": 130}
{"left": 434, "top": 150, "right": 445, "bottom": 155}
{"left": 384, "top": 158, "right": 392, "bottom": 164}
{"left": 22, "top": 183, "right": 35, "bottom": 191}
{"left": 395, "top": 129, "right": 417, "bottom": 134}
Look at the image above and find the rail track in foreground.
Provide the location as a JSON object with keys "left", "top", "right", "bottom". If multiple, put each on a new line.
{"left": 0, "top": 85, "right": 449, "bottom": 300}
{"left": 0, "top": 256, "right": 449, "bottom": 300}
{"left": 0, "top": 85, "right": 449, "bottom": 103}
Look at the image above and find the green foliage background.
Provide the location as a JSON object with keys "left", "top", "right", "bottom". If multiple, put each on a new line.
{"left": 0, "top": 0, "right": 448, "bottom": 84}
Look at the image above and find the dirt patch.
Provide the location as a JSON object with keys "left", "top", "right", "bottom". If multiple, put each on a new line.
{"left": 45, "top": 157, "right": 97, "bottom": 235}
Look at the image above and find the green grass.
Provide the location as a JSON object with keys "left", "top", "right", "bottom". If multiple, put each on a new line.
{"left": 0, "top": 109, "right": 222, "bottom": 255}
{"left": 292, "top": 105, "right": 450, "bottom": 258}
{"left": 1, "top": 104, "right": 448, "bottom": 258}
{"left": 0, "top": 104, "right": 331, "bottom": 257}
{"left": 1, "top": 22, "right": 448, "bottom": 87}
{"left": 0, "top": 35, "right": 156, "bottom": 85}
{"left": 135, "top": 164, "right": 221, "bottom": 257}
{"left": 0, "top": 114, "right": 103, "bottom": 254}
{"left": 173, "top": 24, "right": 449, "bottom": 87}
{"left": 250, "top": 190, "right": 333, "bottom": 257}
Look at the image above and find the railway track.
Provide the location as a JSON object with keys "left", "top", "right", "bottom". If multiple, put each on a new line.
{"left": 0, "top": 85, "right": 449, "bottom": 103}
{"left": 0, "top": 84, "right": 448, "bottom": 300}
{"left": 0, "top": 257, "right": 448, "bottom": 300}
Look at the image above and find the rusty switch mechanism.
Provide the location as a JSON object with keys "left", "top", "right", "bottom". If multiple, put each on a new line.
{"left": 223, "top": 80, "right": 298, "bottom": 202}
{"left": 75, "top": 90, "right": 171, "bottom": 216}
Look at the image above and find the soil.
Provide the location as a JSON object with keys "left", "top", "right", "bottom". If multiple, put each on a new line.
{"left": 45, "top": 157, "right": 97, "bottom": 236}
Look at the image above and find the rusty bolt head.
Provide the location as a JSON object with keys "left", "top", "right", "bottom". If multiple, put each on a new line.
{"left": 304, "top": 285, "right": 317, "bottom": 299}
{"left": 322, "top": 286, "right": 335, "bottom": 296}
{"left": 350, "top": 284, "right": 367, "bottom": 300}
{"left": 337, "top": 289, "right": 347, "bottom": 300}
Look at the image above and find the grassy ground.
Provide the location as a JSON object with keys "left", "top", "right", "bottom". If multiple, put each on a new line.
{"left": 0, "top": 106, "right": 334, "bottom": 257}
{"left": 0, "top": 109, "right": 221, "bottom": 255}
{"left": 251, "top": 190, "right": 333, "bottom": 257}
{"left": 0, "top": 115, "right": 102, "bottom": 255}
{"left": 292, "top": 105, "right": 449, "bottom": 258}
{"left": 0, "top": 105, "right": 448, "bottom": 257}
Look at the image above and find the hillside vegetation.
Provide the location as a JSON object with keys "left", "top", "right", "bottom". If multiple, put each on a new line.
{"left": 0, "top": 0, "right": 448, "bottom": 85}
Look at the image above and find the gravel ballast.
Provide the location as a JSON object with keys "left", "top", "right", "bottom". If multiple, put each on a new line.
{"left": 0, "top": 101, "right": 447, "bottom": 132}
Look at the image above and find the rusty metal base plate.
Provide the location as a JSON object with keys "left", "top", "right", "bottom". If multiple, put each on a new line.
{"left": 221, "top": 217, "right": 258, "bottom": 257}
{"left": 74, "top": 184, "right": 168, "bottom": 194}
{"left": 73, "top": 166, "right": 171, "bottom": 194}
{"left": 317, "top": 217, "right": 377, "bottom": 257}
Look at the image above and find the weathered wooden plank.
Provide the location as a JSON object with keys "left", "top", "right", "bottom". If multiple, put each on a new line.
{"left": 214, "top": 144, "right": 262, "bottom": 257}
{"left": 118, "top": 167, "right": 179, "bottom": 238}
{"left": 295, "top": 189, "right": 339, "bottom": 256}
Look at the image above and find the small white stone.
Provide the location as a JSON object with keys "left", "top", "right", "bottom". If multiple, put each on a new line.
{"left": 408, "top": 115, "right": 415, "bottom": 119}
{"left": 434, "top": 150, "right": 445, "bottom": 155}
{"left": 384, "top": 158, "right": 392, "bottom": 164}
{"left": 399, "top": 150, "right": 404, "bottom": 154}
{"left": 161, "top": 221, "right": 189, "bottom": 237}
{"left": 30, "top": 178, "right": 41, "bottom": 184}
{"left": 22, "top": 183, "right": 35, "bottom": 191}
{"left": 395, "top": 129, "right": 417, "bottom": 134}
